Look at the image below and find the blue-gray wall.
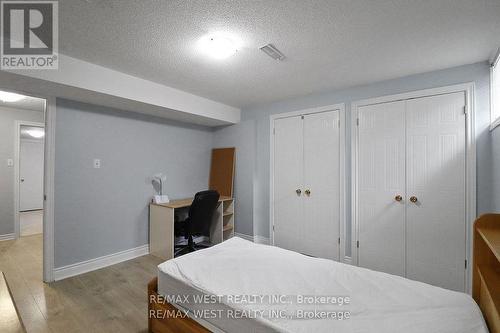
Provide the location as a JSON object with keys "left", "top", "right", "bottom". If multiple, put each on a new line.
{"left": 53, "top": 61, "right": 495, "bottom": 267}
{"left": 216, "top": 62, "right": 492, "bottom": 254}
{"left": 54, "top": 99, "right": 214, "bottom": 268}
{"left": 213, "top": 120, "right": 255, "bottom": 236}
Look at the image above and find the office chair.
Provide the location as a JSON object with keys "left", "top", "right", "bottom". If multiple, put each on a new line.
{"left": 174, "top": 190, "right": 220, "bottom": 257}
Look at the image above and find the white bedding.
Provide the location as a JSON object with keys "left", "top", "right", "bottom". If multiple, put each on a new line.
{"left": 158, "top": 237, "right": 487, "bottom": 333}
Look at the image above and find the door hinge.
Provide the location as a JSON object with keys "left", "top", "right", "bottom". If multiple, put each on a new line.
{"left": 301, "top": 115, "right": 304, "bottom": 120}
{"left": 272, "top": 225, "right": 275, "bottom": 231}
{"left": 356, "top": 240, "right": 359, "bottom": 248}
{"left": 338, "top": 119, "right": 341, "bottom": 128}
{"left": 338, "top": 237, "right": 341, "bottom": 244}
{"left": 465, "top": 259, "right": 467, "bottom": 269}
{"left": 463, "top": 105, "right": 467, "bottom": 115}
{"left": 356, "top": 118, "right": 359, "bottom": 126}
{"left": 44, "top": 194, "right": 47, "bottom": 201}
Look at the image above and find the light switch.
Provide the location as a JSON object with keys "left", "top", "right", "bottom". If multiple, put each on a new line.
{"left": 93, "top": 159, "right": 101, "bottom": 169}
{"left": 7, "top": 159, "right": 13, "bottom": 167}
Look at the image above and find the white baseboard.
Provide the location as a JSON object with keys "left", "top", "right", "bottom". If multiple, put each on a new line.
{"left": 234, "top": 232, "right": 270, "bottom": 245}
{"left": 0, "top": 233, "right": 15, "bottom": 242}
{"left": 254, "top": 235, "right": 270, "bottom": 245}
{"left": 54, "top": 244, "right": 149, "bottom": 281}
{"left": 234, "top": 232, "right": 254, "bottom": 242}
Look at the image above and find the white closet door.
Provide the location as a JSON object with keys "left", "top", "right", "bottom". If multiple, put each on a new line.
{"left": 273, "top": 116, "right": 304, "bottom": 253}
{"left": 406, "top": 92, "right": 466, "bottom": 292}
{"left": 358, "top": 101, "right": 406, "bottom": 276}
{"left": 303, "top": 111, "right": 340, "bottom": 260}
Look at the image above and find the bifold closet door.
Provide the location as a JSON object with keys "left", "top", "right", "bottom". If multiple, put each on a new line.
{"left": 273, "top": 116, "right": 304, "bottom": 253}
{"left": 358, "top": 101, "right": 406, "bottom": 276}
{"left": 405, "top": 92, "right": 466, "bottom": 292}
{"left": 302, "top": 111, "right": 340, "bottom": 260}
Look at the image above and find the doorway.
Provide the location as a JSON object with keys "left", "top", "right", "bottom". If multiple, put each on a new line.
{"left": 0, "top": 90, "right": 46, "bottom": 264}
{"left": 0, "top": 90, "right": 51, "bottom": 280}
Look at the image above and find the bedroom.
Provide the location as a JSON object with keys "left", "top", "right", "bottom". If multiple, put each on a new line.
{"left": 0, "top": 1, "right": 499, "bottom": 332}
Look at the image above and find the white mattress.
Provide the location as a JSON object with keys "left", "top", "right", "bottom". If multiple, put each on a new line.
{"left": 158, "top": 237, "right": 487, "bottom": 333}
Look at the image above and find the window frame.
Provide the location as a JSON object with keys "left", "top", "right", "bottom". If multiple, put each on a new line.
{"left": 490, "top": 49, "right": 500, "bottom": 130}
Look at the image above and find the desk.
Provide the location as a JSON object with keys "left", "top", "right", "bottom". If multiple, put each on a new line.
{"left": 149, "top": 196, "right": 234, "bottom": 260}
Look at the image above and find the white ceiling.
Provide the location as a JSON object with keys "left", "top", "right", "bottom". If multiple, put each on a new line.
{"left": 60, "top": 0, "right": 500, "bottom": 109}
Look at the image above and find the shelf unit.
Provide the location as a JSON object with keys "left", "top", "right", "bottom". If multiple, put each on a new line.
{"left": 222, "top": 199, "right": 234, "bottom": 240}
{"left": 473, "top": 214, "right": 500, "bottom": 333}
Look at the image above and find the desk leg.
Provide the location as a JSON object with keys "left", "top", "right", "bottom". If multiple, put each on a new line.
{"left": 150, "top": 205, "right": 174, "bottom": 260}
{"left": 210, "top": 203, "right": 223, "bottom": 245}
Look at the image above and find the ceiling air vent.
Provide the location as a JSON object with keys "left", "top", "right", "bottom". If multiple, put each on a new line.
{"left": 260, "top": 44, "right": 286, "bottom": 61}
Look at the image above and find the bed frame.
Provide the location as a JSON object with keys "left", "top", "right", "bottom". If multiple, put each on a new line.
{"left": 148, "top": 277, "right": 209, "bottom": 333}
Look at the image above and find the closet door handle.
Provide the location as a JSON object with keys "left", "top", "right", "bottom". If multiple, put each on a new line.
{"left": 410, "top": 196, "right": 418, "bottom": 203}
{"left": 305, "top": 189, "right": 311, "bottom": 196}
{"left": 395, "top": 195, "right": 402, "bottom": 202}
{"left": 296, "top": 189, "right": 302, "bottom": 195}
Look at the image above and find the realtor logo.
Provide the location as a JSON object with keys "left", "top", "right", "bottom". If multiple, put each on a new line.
{"left": 1, "top": 0, "right": 58, "bottom": 69}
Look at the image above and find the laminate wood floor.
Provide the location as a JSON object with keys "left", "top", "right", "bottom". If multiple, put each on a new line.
{"left": 0, "top": 234, "right": 163, "bottom": 333}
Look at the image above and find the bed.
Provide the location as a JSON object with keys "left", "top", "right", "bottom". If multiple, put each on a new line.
{"left": 149, "top": 237, "right": 488, "bottom": 333}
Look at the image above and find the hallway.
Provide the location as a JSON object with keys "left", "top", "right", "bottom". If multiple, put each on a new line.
{"left": 20, "top": 210, "right": 43, "bottom": 237}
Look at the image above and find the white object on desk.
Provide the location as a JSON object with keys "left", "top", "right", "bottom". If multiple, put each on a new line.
{"left": 153, "top": 195, "right": 170, "bottom": 204}
{"left": 152, "top": 173, "right": 169, "bottom": 203}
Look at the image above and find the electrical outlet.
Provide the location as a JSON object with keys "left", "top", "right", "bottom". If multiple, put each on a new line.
{"left": 93, "top": 159, "right": 101, "bottom": 169}
{"left": 7, "top": 159, "right": 13, "bottom": 167}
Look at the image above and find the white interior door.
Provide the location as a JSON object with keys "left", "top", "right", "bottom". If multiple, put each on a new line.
{"left": 357, "top": 101, "right": 406, "bottom": 276}
{"left": 20, "top": 140, "right": 45, "bottom": 211}
{"left": 273, "top": 116, "right": 304, "bottom": 253}
{"left": 405, "top": 92, "right": 466, "bottom": 292}
{"left": 302, "top": 111, "right": 340, "bottom": 260}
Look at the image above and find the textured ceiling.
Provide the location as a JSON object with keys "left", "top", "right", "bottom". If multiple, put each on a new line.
{"left": 60, "top": 0, "right": 500, "bottom": 108}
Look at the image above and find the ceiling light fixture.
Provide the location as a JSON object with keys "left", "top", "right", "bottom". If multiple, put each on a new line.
{"left": 199, "top": 33, "right": 239, "bottom": 60}
{"left": 26, "top": 129, "right": 45, "bottom": 139}
{"left": 0, "top": 91, "right": 24, "bottom": 102}
{"left": 260, "top": 44, "right": 286, "bottom": 61}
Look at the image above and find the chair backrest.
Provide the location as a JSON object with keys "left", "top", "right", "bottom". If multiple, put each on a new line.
{"left": 187, "top": 190, "right": 220, "bottom": 236}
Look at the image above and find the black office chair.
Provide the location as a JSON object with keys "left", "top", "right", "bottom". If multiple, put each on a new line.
{"left": 174, "top": 190, "right": 220, "bottom": 257}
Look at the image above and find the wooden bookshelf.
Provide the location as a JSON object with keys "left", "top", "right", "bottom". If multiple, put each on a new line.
{"left": 473, "top": 214, "right": 500, "bottom": 333}
{"left": 477, "top": 228, "right": 500, "bottom": 262}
